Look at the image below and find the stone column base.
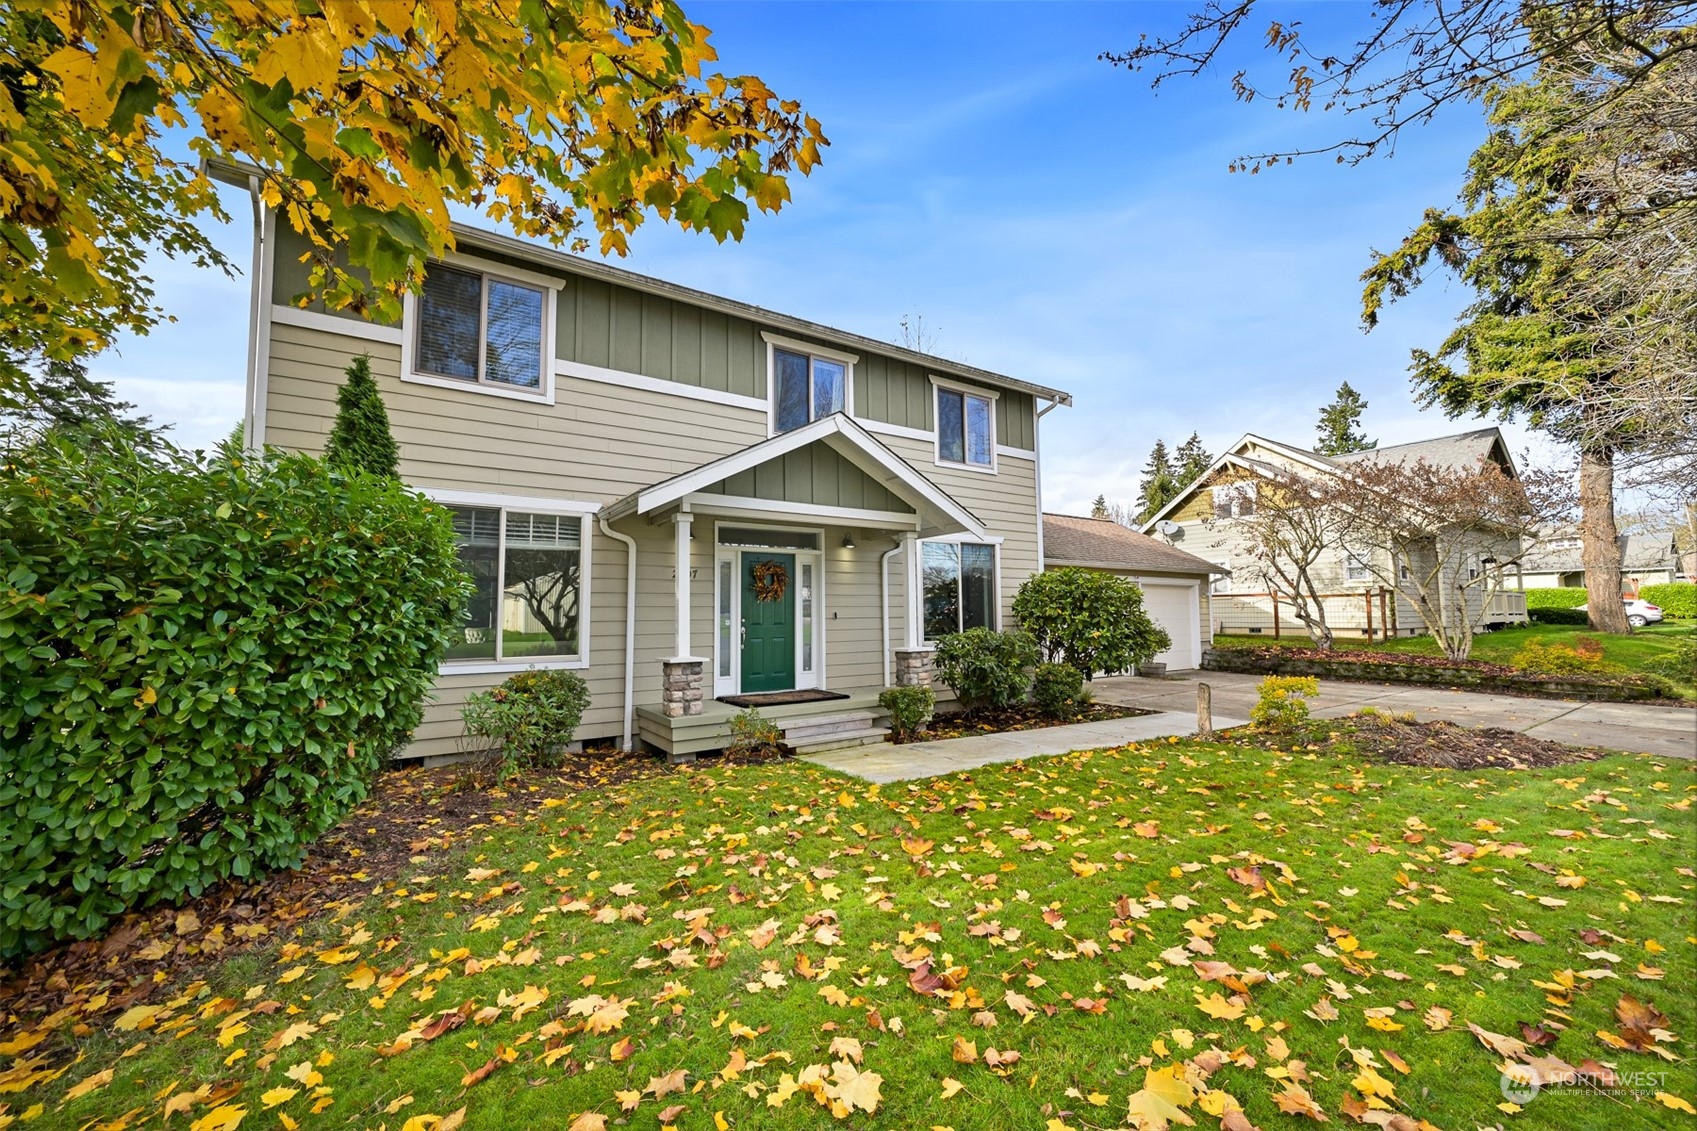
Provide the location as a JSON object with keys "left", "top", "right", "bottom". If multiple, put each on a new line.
{"left": 893, "top": 647, "right": 936, "bottom": 688}
{"left": 661, "top": 658, "right": 706, "bottom": 718}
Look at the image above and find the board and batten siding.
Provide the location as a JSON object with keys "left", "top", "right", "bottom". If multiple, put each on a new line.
{"left": 263, "top": 316, "right": 1044, "bottom": 759}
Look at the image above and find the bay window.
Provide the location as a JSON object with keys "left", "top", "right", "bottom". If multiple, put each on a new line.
{"left": 922, "top": 541, "right": 996, "bottom": 639}
{"left": 445, "top": 505, "right": 585, "bottom": 664}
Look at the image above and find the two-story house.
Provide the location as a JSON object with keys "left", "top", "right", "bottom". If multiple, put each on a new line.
{"left": 214, "top": 167, "right": 1070, "bottom": 761}
{"left": 1139, "top": 429, "right": 1531, "bottom": 640}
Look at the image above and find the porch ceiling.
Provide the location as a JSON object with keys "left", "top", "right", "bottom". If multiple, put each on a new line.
{"left": 601, "top": 413, "right": 988, "bottom": 538}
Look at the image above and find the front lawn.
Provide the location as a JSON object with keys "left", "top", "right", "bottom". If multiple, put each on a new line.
{"left": 21, "top": 736, "right": 1696, "bottom": 1130}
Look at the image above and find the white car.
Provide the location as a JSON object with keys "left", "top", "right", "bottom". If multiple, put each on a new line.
{"left": 1575, "top": 598, "right": 1664, "bottom": 628}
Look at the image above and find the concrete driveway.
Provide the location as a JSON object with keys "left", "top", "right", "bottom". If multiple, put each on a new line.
{"left": 1094, "top": 671, "right": 1697, "bottom": 760}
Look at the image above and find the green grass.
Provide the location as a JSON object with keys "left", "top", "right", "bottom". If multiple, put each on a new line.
{"left": 1217, "top": 622, "right": 1693, "bottom": 683}
{"left": 30, "top": 741, "right": 1697, "bottom": 1130}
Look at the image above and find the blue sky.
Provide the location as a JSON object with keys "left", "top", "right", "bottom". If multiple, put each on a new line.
{"left": 92, "top": 1, "right": 1537, "bottom": 514}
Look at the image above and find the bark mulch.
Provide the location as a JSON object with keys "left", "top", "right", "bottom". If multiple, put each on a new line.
{"left": 1315, "top": 714, "right": 1610, "bottom": 770}
{"left": 916, "top": 702, "right": 1151, "bottom": 742}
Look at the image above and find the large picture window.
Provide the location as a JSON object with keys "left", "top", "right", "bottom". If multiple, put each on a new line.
{"left": 773, "top": 346, "right": 847, "bottom": 433}
{"left": 923, "top": 541, "right": 995, "bottom": 639}
{"left": 416, "top": 264, "right": 546, "bottom": 392}
{"left": 936, "top": 385, "right": 994, "bottom": 467}
{"left": 446, "top": 505, "right": 584, "bottom": 663}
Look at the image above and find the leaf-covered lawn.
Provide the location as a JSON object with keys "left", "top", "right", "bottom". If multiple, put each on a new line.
{"left": 26, "top": 737, "right": 1697, "bottom": 1131}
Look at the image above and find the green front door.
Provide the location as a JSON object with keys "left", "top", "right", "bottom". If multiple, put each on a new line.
{"left": 740, "top": 553, "right": 796, "bottom": 693}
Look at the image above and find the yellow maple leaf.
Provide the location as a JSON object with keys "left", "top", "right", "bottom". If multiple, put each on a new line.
{"left": 1125, "top": 1064, "right": 1196, "bottom": 1129}
{"left": 1195, "top": 992, "right": 1246, "bottom": 1021}
{"left": 260, "top": 1087, "right": 298, "bottom": 1109}
{"left": 939, "top": 1077, "right": 964, "bottom": 1099}
{"left": 190, "top": 1104, "right": 247, "bottom": 1131}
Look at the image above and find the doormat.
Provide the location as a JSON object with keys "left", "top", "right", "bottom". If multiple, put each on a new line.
{"left": 718, "top": 689, "right": 852, "bottom": 708}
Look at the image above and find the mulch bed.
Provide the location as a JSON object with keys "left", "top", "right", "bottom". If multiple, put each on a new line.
{"left": 0, "top": 745, "right": 779, "bottom": 1036}
{"left": 1219, "top": 642, "right": 1521, "bottom": 675}
{"left": 914, "top": 701, "right": 1151, "bottom": 742}
{"left": 1271, "top": 714, "right": 1611, "bottom": 770}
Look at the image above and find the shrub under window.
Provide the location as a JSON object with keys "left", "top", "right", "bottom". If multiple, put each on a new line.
{"left": 923, "top": 541, "right": 995, "bottom": 639}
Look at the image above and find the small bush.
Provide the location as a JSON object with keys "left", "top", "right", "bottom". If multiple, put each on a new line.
{"left": 1643, "top": 635, "right": 1697, "bottom": 685}
{"left": 1530, "top": 606, "right": 1589, "bottom": 626}
{"left": 933, "top": 628, "right": 1038, "bottom": 712}
{"left": 0, "top": 435, "right": 468, "bottom": 957}
{"left": 462, "top": 669, "right": 590, "bottom": 777}
{"left": 1012, "top": 567, "right": 1171, "bottom": 679}
{"left": 878, "top": 685, "right": 936, "bottom": 743}
{"left": 1639, "top": 583, "right": 1697, "bottom": 619}
{"left": 1511, "top": 639, "right": 1617, "bottom": 675}
{"left": 1031, "top": 662, "right": 1090, "bottom": 719}
{"left": 1524, "top": 587, "right": 1589, "bottom": 609}
{"left": 725, "top": 708, "right": 784, "bottom": 758}
{"left": 1250, "top": 675, "right": 1320, "bottom": 731}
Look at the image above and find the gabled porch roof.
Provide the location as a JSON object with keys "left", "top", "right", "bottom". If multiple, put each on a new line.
{"left": 601, "top": 413, "right": 989, "bottom": 539}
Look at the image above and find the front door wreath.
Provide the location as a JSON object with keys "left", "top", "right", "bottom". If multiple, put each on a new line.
{"left": 751, "top": 559, "right": 789, "bottom": 603}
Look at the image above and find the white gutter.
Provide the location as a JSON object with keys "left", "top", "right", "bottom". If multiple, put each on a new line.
{"left": 880, "top": 540, "right": 904, "bottom": 687}
{"left": 241, "top": 177, "right": 266, "bottom": 452}
{"left": 597, "top": 516, "right": 638, "bottom": 751}
{"left": 1034, "top": 398, "right": 1062, "bottom": 570}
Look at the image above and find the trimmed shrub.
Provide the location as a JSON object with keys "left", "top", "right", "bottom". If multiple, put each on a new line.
{"left": 1639, "top": 583, "right": 1697, "bottom": 619}
{"left": 1643, "top": 634, "right": 1697, "bottom": 685}
{"left": 878, "top": 685, "right": 936, "bottom": 743}
{"left": 323, "top": 354, "right": 400, "bottom": 478}
{"left": 0, "top": 436, "right": 468, "bottom": 957}
{"left": 1524, "top": 587, "right": 1589, "bottom": 609}
{"left": 462, "top": 669, "right": 590, "bottom": 777}
{"left": 1031, "top": 662, "right": 1090, "bottom": 719}
{"left": 1249, "top": 675, "right": 1320, "bottom": 731}
{"left": 1012, "top": 567, "right": 1171, "bottom": 680}
{"left": 934, "top": 628, "right": 1038, "bottom": 712}
{"left": 1530, "top": 606, "right": 1589, "bottom": 625}
{"left": 1512, "top": 639, "right": 1617, "bottom": 676}
{"left": 725, "top": 708, "right": 784, "bottom": 758}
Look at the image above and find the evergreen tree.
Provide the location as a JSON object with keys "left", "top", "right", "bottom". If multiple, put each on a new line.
{"left": 324, "top": 355, "right": 400, "bottom": 478}
{"left": 1090, "top": 494, "right": 1109, "bottom": 520}
{"left": 0, "top": 358, "right": 163, "bottom": 452}
{"left": 1135, "top": 439, "right": 1180, "bottom": 524}
{"left": 1173, "top": 432, "right": 1213, "bottom": 487}
{"left": 1314, "top": 382, "right": 1376, "bottom": 455}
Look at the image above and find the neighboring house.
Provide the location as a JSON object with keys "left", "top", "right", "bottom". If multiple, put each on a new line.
{"left": 1138, "top": 429, "right": 1530, "bottom": 639}
{"left": 213, "top": 167, "right": 1070, "bottom": 762}
{"left": 1514, "top": 527, "right": 1688, "bottom": 592}
{"left": 1040, "top": 514, "right": 1222, "bottom": 671}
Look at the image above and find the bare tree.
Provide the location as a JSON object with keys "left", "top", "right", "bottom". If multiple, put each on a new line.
{"left": 1322, "top": 458, "right": 1571, "bottom": 660}
{"left": 897, "top": 313, "right": 942, "bottom": 355}
{"left": 1206, "top": 469, "right": 1349, "bottom": 649}
{"left": 1105, "top": 1, "right": 1697, "bottom": 170}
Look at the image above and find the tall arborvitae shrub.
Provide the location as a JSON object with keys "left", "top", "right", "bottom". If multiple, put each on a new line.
{"left": 323, "top": 354, "right": 400, "bottom": 477}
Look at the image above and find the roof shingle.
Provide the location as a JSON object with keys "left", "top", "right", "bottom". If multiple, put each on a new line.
{"left": 1043, "top": 513, "right": 1223, "bottom": 576}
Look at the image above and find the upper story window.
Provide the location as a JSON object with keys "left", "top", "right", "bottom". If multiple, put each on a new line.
{"left": 773, "top": 346, "right": 847, "bottom": 433}
{"left": 1211, "top": 481, "right": 1256, "bottom": 518}
{"left": 934, "top": 379, "right": 995, "bottom": 468}
{"left": 1344, "top": 548, "right": 1371, "bottom": 582}
{"left": 1210, "top": 560, "right": 1231, "bottom": 595}
{"left": 416, "top": 264, "right": 547, "bottom": 392}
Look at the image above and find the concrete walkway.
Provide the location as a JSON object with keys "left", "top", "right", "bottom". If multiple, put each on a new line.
{"left": 800, "top": 709, "right": 1247, "bottom": 784}
{"left": 1095, "top": 671, "right": 1697, "bottom": 761}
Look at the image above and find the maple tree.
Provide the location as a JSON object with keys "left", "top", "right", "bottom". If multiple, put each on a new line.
{"left": 0, "top": 0, "right": 826, "bottom": 401}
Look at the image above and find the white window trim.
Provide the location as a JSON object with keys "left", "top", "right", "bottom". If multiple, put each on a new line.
{"left": 1210, "top": 559, "right": 1232, "bottom": 594}
{"left": 423, "top": 488, "right": 593, "bottom": 674}
{"left": 929, "top": 375, "right": 998, "bottom": 474}
{"left": 764, "top": 334, "right": 856, "bottom": 437}
{"left": 1210, "top": 481, "right": 1255, "bottom": 518}
{"left": 1343, "top": 547, "right": 1371, "bottom": 583}
{"left": 920, "top": 538, "right": 1000, "bottom": 642}
{"left": 712, "top": 521, "right": 827, "bottom": 697}
{"left": 401, "top": 255, "right": 559, "bottom": 405}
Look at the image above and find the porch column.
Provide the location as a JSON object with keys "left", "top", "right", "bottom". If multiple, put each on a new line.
{"left": 662, "top": 511, "right": 705, "bottom": 719}
{"left": 894, "top": 530, "right": 934, "bottom": 687}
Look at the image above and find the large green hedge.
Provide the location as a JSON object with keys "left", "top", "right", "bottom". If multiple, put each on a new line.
{"left": 0, "top": 437, "right": 468, "bottom": 956}
{"left": 1012, "top": 567, "right": 1171, "bottom": 679}
{"left": 1639, "top": 583, "right": 1697, "bottom": 619}
{"left": 1524, "top": 587, "right": 1588, "bottom": 609}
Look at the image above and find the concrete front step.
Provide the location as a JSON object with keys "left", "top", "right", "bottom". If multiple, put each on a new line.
{"left": 788, "top": 726, "right": 891, "bottom": 756}
{"left": 781, "top": 710, "right": 887, "bottom": 742}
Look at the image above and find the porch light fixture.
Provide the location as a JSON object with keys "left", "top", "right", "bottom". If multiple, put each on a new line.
{"left": 841, "top": 533, "right": 857, "bottom": 550}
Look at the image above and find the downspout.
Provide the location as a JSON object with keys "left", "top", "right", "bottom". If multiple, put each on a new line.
{"left": 598, "top": 516, "right": 638, "bottom": 751}
{"left": 242, "top": 176, "right": 264, "bottom": 451}
{"left": 880, "top": 540, "right": 903, "bottom": 687}
{"left": 1034, "top": 399, "right": 1061, "bottom": 569}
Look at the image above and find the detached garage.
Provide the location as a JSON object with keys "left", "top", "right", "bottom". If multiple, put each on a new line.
{"left": 1041, "top": 513, "right": 1223, "bottom": 671}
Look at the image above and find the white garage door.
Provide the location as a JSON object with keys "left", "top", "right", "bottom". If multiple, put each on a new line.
{"left": 1136, "top": 581, "right": 1198, "bottom": 670}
